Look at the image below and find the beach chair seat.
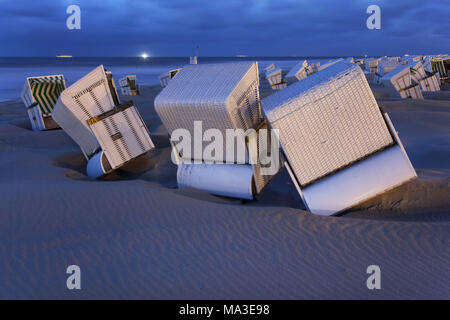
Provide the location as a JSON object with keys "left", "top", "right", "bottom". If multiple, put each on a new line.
{"left": 52, "top": 65, "right": 154, "bottom": 178}
{"left": 119, "top": 75, "right": 140, "bottom": 95}
{"left": 262, "top": 61, "right": 416, "bottom": 215}
{"left": 20, "top": 75, "right": 66, "bottom": 131}
{"left": 159, "top": 68, "right": 182, "bottom": 88}
{"left": 155, "top": 62, "right": 281, "bottom": 199}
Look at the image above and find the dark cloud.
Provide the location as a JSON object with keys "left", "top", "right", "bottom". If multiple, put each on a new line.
{"left": 0, "top": 0, "right": 448, "bottom": 56}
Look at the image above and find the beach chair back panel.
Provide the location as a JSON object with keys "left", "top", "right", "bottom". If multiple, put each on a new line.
{"left": 90, "top": 105, "right": 154, "bottom": 169}
{"left": 29, "top": 76, "right": 66, "bottom": 115}
{"left": 62, "top": 66, "right": 116, "bottom": 122}
{"left": 263, "top": 62, "right": 394, "bottom": 187}
{"left": 52, "top": 66, "right": 116, "bottom": 158}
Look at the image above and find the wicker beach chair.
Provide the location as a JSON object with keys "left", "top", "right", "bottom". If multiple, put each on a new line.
{"left": 262, "top": 61, "right": 417, "bottom": 215}
{"left": 285, "top": 60, "right": 308, "bottom": 83}
{"left": 52, "top": 66, "right": 154, "bottom": 178}
{"left": 265, "top": 66, "right": 287, "bottom": 90}
{"left": 380, "top": 65, "right": 424, "bottom": 99}
{"left": 159, "top": 68, "right": 182, "bottom": 88}
{"left": 155, "top": 62, "right": 281, "bottom": 199}
{"left": 118, "top": 75, "right": 140, "bottom": 95}
{"left": 20, "top": 75, "right": 66, "bottom": 131}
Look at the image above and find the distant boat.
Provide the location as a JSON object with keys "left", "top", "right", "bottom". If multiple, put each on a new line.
{"left": 56, "top": 55, "right": 72, "bottom": 58}
{"left": 236, "top": 55, "right": 248, "bottom": 58}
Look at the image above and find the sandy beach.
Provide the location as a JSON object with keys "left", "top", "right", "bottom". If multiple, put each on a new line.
{"left": 0, "top": 81, "right": 449, "bottom": 299}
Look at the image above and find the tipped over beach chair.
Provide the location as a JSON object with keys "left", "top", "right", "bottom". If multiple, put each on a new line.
{"left": 380, "top": 65, "right": 424, "bottom": 99}
{"left": 262, "top": 61, "right": 417, "bottom": 215}
{"left": 265, "top": 66, "right": 287, "bottom": 90}
{"left": 155, "top": 62, "right": 281, "bottom": 199}
{"left": 285, "top": 60, "right": 308, "bottom": 84}
{"left": 52, "top": 65, "right": 155, "bottom": 178}
{"left": 118, "top": 75, "right": 140, "bottom": 95}
{"left": 409, "top": 61, "right": 440, "bottom": 92}
{"left": 20, "top": 75, "right": 66, "bottom": 131}
{"left": 374, "top": 59, "right": 402, "bottom": 84}
{"left": 159, "top": 68, "right": 182, "bottom": 88}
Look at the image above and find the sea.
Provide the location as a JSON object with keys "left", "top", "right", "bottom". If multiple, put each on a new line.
{"left": 0, "top": 56, "right": 342, "bottom": 101}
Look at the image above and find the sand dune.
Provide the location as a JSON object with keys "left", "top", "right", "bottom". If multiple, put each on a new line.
{"left": 0, "top": 84, "right": 448, "bottom": 299}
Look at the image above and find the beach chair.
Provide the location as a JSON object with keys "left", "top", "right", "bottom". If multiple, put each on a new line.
{"left": 285, "top": 60, "right": 308, "bottom": 83}
{"left": 52, "top": 65, "right": 155, "bottom": 178}
{"left": 159, "top": 68, "right": 182, "bottom": 88}
{"left": 380, "top": 65, "right": 424, "bottom": 99}
{"left": 20, "top": 75, "right": 66, "bottom": 131}
{"left": 431, "top": 57, "right": 449, "bottom": 83}
{"left": 265, "top": 66, "right": 287, "bottom": 90}
{"left": 155, "top": 62, "right": 281, "bottom": 199}
{"left": 262, "top": 61, "right": 417, "bottom": 215}
{"left": 374, "top": 59, "right": 402, "bottom": 84}
{"left": 118, "top": 75, "right": 140, "bottom": 95}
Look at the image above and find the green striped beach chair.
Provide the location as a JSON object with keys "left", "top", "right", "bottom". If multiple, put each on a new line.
{"left": 20, "top": 75, "right": 66, "bottom": 131}
{"left": 431, "top": 58, "right": 449, "bottom": 83}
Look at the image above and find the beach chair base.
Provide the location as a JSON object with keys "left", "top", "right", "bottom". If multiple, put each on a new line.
{"left": 27, "top": 104, "right": 60, "bottom": 131}
{"left": 284, "top": 113, "right": 417, "bottom": 216}
{"left": 177, "top": 162, "right": 255, "bottom": 199}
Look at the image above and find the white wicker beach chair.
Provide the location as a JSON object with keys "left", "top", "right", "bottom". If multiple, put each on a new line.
{"left": 373, "top": 59, "right": 402, "bottom": 84}
{"left": 286, "top": 60, "right": 308, "bottom": 83}
{"left": 159, "top": 68, "right": 182, "bottom": 88}
{"left": 262, "top": 61, "right": 417, "bottom": 215}
{"left": 52, "top": 65, "right": 155, "bottom": 178}
{"left": 380, "top": 65, "right": 424, "bottom": 99}
{"left": 265, "top": 67, "right": 283, "bottom": 85}
{"left": 118, "top": 75, "right": 140, "bottom": 95}
{"left": 20, "top": 75, "right": 66, "bottom": 131}
{"left": 155, "top": 62, "right": 281, "bottom": 199}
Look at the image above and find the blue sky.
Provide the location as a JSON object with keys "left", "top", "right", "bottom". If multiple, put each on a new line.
{"left": 0, "top": 0, "right": 448, "bottom": 57}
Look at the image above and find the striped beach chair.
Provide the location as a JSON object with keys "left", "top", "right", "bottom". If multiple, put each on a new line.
{"left": 118, "top": 75, "right": 140, "bottom": 95}
{"left": 52, "top": 66, "right": 155, "bottom": 178}
{"left": 155, "top": 62, "right": 281, "bottom": 199}
{"left": 20, "top": 75, "right": 66, "bottom": 131}
{"left": 431, "top": 58, "right": 449, "bottom": 83}
{"left": 262, "top": 61, "right": 417, "bottom": 215}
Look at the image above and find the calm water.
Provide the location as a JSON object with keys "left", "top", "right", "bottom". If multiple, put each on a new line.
{"left": 0, "top": 57, "right": 338, "bottom": 101}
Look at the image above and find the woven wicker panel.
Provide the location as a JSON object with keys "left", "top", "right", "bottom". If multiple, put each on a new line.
{"left": 263, "top": 61, "right": 394, "bottom": 186}
{"left": 155, "top": 62, "right": 262, "bottom": 163}
{"left": 91, "top": 105, "right": 154, "bottom": 169}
